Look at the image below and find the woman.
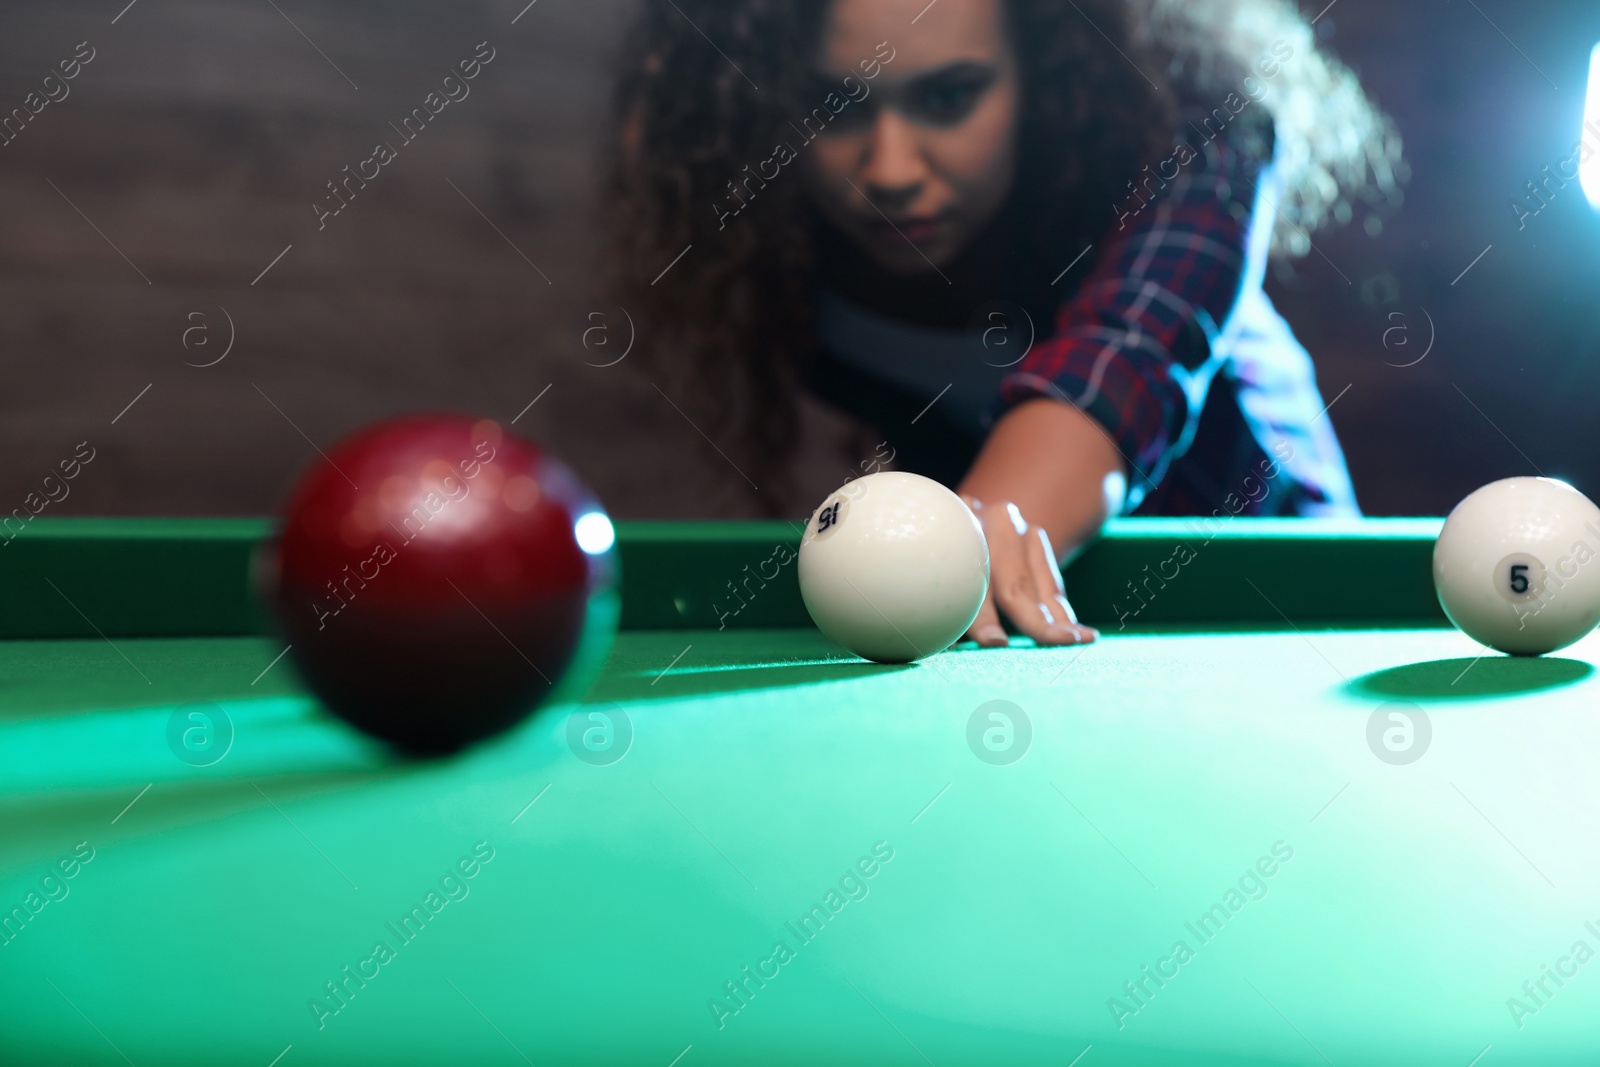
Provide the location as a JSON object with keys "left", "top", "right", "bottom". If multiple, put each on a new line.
{"left": 608, "top": 0, "right": 1403, "bottom": 648}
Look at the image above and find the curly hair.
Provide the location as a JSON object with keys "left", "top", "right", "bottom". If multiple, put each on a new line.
{"left": 605, "top": 0, "right": 1403, "bottom": 501}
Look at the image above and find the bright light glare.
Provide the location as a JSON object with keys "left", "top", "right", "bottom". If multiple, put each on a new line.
{"left": 574, "top": 511, "right": 615, "bottom": 555}
{"left": 1585, "top": 42, "right": 1600, "bottom": 210}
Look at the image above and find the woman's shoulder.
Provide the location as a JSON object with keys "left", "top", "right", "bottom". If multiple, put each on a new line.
{"left": 1171, "top": 94, "right": 1276, "bottom": 168}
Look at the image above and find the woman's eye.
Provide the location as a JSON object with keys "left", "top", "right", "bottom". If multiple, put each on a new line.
{"left": 915, "top": 81, "right": 982, "bottom": 122}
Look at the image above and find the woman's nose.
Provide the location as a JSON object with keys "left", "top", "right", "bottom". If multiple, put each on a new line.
{"left": 860, "top": 110, "right": 929, "bottom": 205}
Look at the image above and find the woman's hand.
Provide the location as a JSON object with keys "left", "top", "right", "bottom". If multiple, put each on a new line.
{"left": 961, "top": 496, "right": 1096, "bottom": 647}
{"left": 957, "top": 398, "right": 1128, "bottom": 649}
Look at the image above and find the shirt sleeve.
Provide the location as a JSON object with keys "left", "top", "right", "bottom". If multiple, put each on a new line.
{"left": 996, "top": 115, "right": 1271, "bottom": 504}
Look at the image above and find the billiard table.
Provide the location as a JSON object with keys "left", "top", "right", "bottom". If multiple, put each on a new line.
{"left": 3, "top": 517, "right": 1599, "bottom": 1066}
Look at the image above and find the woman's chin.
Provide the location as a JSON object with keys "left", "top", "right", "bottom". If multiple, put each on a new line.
{"left": 860, "top": 238, "right": 960, "bottom": 276}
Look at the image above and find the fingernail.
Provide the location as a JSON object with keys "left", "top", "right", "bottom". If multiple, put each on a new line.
{"left": 978, "top": 626, "right": 1008, "bottom": 646}
{"left": 1050, "top": 625, "right": 1094, "bottom": 646}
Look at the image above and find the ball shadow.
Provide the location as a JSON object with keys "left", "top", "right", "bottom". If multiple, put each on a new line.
{"left": 580, "top": 628, "right": 922, "bottom": 702}
{"left": 591, "top": 659, "right": 914, "bottom": 702}
{"left": 1348, "top": 656, "right": 1594, "bottom": 701}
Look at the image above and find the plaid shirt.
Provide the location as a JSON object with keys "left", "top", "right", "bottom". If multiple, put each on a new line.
{"left": 996, "top": 116, "right": 1359, "bottom": 518}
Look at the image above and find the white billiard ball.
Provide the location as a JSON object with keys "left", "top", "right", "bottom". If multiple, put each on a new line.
{"left": 1433, "top": 477, "right": 1600, "bottom": 655}
{"left": 798, "top": 472, "right": 990, "bottom": 663}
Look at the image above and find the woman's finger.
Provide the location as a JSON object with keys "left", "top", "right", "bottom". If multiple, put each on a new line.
{"left": 1023, "top": 524, "right": 1097, "bottom": 645}
{"left": 960, "top": 495, "right": 1010, "bottom": 647}
{"left": 974, "top": 498, "right": 1046, "bottom": 648}
{"left": 965, "top": 585, "right": 1009, "bottom": 647}
{"left": 988, "top": 524, "right": 1071, "bottom": 647}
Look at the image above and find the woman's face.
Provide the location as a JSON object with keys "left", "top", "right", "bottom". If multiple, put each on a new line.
{"left": 803, "top": 0, "right": 1022, "bottom": 275}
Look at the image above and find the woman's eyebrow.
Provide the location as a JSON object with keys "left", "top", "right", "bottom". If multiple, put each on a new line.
{"left": 811, "top": 58, "right": 995, "bottom": 84}
{"left": 903, "top": 60, "right": 997, "bottom": 87}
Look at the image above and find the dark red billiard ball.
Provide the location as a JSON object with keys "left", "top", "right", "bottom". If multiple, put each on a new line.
{"left": 260, "top": 414, "right": 619, "bottom": 754}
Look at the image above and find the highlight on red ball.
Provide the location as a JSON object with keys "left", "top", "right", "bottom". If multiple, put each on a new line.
{"left": 258, "top": 413, "right": 620, "bottom": 755}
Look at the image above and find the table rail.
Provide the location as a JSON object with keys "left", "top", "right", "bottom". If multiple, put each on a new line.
{"left": 0, "top": 518, "right": 1447, "bottom": 638}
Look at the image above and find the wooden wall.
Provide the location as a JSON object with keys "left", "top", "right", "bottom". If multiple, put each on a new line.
{"left": 1, "top": 0, "right": 1598, "bottom": 520}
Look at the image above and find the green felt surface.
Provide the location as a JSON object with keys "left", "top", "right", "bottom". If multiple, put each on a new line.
{"left": 4, "top": 627, "right": 1600, "bottom": 1065}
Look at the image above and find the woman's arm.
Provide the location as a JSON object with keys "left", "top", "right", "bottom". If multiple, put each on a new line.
{"left": 962, "top": 398, "right": 1127, "bottom": 555}
{"left": 959, "top": 115, "right": 1273, "bottom": 647}
{"left": 958, "top": 399, "right": 1124, "bottom": 647}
